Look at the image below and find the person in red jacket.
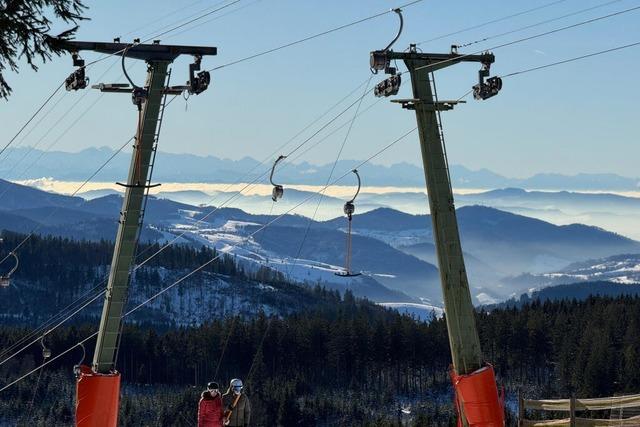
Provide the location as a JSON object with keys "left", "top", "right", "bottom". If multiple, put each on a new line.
{"left": 198, "top": 381, "right": 224, "bottom": 427}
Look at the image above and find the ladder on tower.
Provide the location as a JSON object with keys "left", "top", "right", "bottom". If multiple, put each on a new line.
{"left": 428, "top": 72, "right": 454, "bottom": 195}
{"left": 138, "top": 69, "right": 172, "bottom": 230}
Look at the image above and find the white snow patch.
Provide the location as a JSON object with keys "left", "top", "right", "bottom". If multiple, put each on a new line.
{"left": 380, "top": 302, "right": 444, "bottom": 321}
{"left": 476, "top": 292, "right": 498, "bottom": 305}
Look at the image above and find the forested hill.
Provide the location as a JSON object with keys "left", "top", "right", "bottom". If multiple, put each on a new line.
{"left": 0, "top": 231, "right": 351, "bottom": 326}
{"left": 1, "top": 295, "right": 638, "bottom": 426}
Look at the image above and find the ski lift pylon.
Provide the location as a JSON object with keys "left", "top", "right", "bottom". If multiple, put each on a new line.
{"left": 336, "top": 169, "right": 362, "bottom": 277}
{"left": 270, "top": 155, "right": 287, "bottom": 202}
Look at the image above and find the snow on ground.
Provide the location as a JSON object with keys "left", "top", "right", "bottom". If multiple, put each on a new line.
{"left": 379, "top": 302, "right": 443, "bottom": 322}
{"left": 476, "top": 292, "right": 498, "bottom": 305}
{"left": 610, "top": 276, "right": 637, "bottom": 284}
{"left": 524, "top": 256, "right": 640, "bottom": 290}
{"left": 164, "top": 215, "right": 356, "bottom": 286}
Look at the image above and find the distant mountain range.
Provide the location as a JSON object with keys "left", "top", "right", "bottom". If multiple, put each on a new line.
{"left": 1, "top": 178, "right": 639, "bottom": 306}
{"left": 3, "top": 146, "right": 640, "bottom": 190}
{"left": 73, "top": 185, "right": 640, "bottom": 241}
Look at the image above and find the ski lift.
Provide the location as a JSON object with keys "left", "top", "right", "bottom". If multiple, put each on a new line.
{"left": 41, "top": 335, "right": 51, "bottom": 360}
{"left": 269, "top": 155, "right": 287, "bottom": 202}
{"left": 335, "top": 169, "right": 362, "bottom": 278}
{"left": 65, "top": 52, "right": 89, "bottom": 91}
{"left": 0, "top": 249, "right": 19, "bottom": 288}
{"left": 370, "top": 8, "right": 404, "bottom": 75}
{"left": 472, "top": 56, "right": 502, "bottom": 100}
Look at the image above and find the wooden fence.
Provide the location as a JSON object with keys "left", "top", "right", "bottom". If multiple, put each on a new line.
{"left": 518, "top": 391, "right": 640, "bottom": 426}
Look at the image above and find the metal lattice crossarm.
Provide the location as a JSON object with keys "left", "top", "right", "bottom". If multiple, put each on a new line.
{"left": 58, "top": 40, "right": 216, "bottom": 61}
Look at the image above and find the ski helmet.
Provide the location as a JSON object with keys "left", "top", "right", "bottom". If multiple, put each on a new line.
{"left": 230, "top": 378, "right": 243, "bottom": 392}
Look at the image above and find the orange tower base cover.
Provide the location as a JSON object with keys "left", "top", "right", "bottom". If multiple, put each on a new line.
{"left": 75, "top": 365, "right": 120, "bottom": 427}
{"left": 451, "top": 364, "right": 504, "bottom": 427}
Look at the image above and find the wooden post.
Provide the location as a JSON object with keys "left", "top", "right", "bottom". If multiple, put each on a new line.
{"left": 570, "top": 393, "right": 576, "bottom": 427}
{"left": 518, "top": 389, "right": 524, "bottom": 427}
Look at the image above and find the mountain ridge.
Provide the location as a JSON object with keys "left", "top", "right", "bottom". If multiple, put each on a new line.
{"left": 3, "top": 147, "right": 639, "bottom": 190}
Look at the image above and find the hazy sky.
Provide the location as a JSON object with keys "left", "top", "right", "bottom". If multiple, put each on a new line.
{"left": 0, "top": 0, "right": 638, "bottom": 178}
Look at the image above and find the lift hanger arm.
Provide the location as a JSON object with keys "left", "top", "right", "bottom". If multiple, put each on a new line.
{"left": 269, "top": 155, "right": 286, "bottom": 187}
{"left": 348, "top": 169, "right": 361, "bottom": 204}
{"left": 270, "top": 155, "right": 287, "bottom": 202}
{"left": 382, "top": 8, "right": 404, "bottom": 52}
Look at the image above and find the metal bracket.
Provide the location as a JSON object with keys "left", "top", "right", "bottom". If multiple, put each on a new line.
{"left": 92, "top": 83, "right": 132, "bottom": 93}
{"left": 391, "top": 99, "right": 465, "bottom": 111}
{"left": 115, "top": 182, "right": 162, "bottom": 189}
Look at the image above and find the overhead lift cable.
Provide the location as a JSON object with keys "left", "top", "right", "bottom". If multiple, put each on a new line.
{"left": 0, "top": 134, "right": 133, "bottom": 266}
{"left": 0, "top": 92, "right": 181, "bottom": 367}
{"left": 452, "top": 39, "right": 640, "bottom": 101}
{"left": 0, "top": 126, "right": 418, "bottom": 394}
{"left": 209, "top": 0, "right": 425, "bottom": 71}
{"left": 127, "top": 0, "right": 228, "bottom": 40}
{"left": 5, "top": 2, "right": 637, "bottom": 395}
{"left": 2, "top": 97, "right": 108, "bottom": 193}
{"left": 0, "top": 91, "right": 69, "bottom": 166}
{"left": 285, "top": 76, "right": 372, "bottom": 278}
{"left": 416, "top": 0, "right": 571, "bottom": 46}
{"left": 10, "top": 36, "right": 635, "bottom": 369}
{"left": 0, "top": 78, "right": 371, "bottom": 367}
{"left": 131, "top": 88, "right": 373, "bottom": 271}
{"left": 3, "top": 0, "right": 402, "bottom": 160}
{"left": 413, "top": 4, "right": 640, "bottom": 73}
{"left": 148, "top": 0, "right": 242, "bottom": 40}
{"left": 0, "top": 94, "right": 184, "bottom": 366}
{"left": 0, "top": 92, "right": 105, "bottom": 190}
{"left": 456, "top": 0, "right": 626, "bottom": 49}
{"left": 1, "top": 0, "right": 240, "bottom": 157}
{"left": 163, "top": 0, "right": 264, "bottom": 41}
{"left": 501, "top": 40, "right": 640, "bottom": 78}
{"left": 0, "top": 82, "right": 371, "bottom": 367}
{"left": 6, "top": 1, "right": 630, "bottom": 370}
{"left": 0, "top": 0, "right": 267, "bottom": 364}
{"left": 0, "top": 136, "right": 135, "bottom": 367}
{"left": 123, "top": 127, "right": 418, "bottom": 317}
{"left": 0, "top": 82, "right": 65, "bottom": 160}
{"left": 79, "top": 0, "right": 244, "bottom": 71}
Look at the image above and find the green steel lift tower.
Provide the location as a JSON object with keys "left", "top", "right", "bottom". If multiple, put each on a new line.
{"left": 370, "top": 10, "right": 504, "bottom": 427}
{"left": 60, "top": 40, "right": 216, "bottom": 427}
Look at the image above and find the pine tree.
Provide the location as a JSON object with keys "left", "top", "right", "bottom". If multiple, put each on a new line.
{"left": 0, "top": 0, "right": 88, "bottom": 99}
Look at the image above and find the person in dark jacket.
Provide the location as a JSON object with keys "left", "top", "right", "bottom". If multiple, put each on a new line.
{"left": 198, "top": 381, "right": 224, "bottom": 427}
{"left": 222, "top": 378, "right": 251, "bottom": 426}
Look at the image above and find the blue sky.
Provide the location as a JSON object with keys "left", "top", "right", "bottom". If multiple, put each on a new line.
{"left": 0, "top": 0, "right": 638, "bottom": 178}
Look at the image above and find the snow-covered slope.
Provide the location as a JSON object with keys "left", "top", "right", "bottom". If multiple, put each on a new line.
{"left": 503, "top": 254, "right": 640, "bottom": 293}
